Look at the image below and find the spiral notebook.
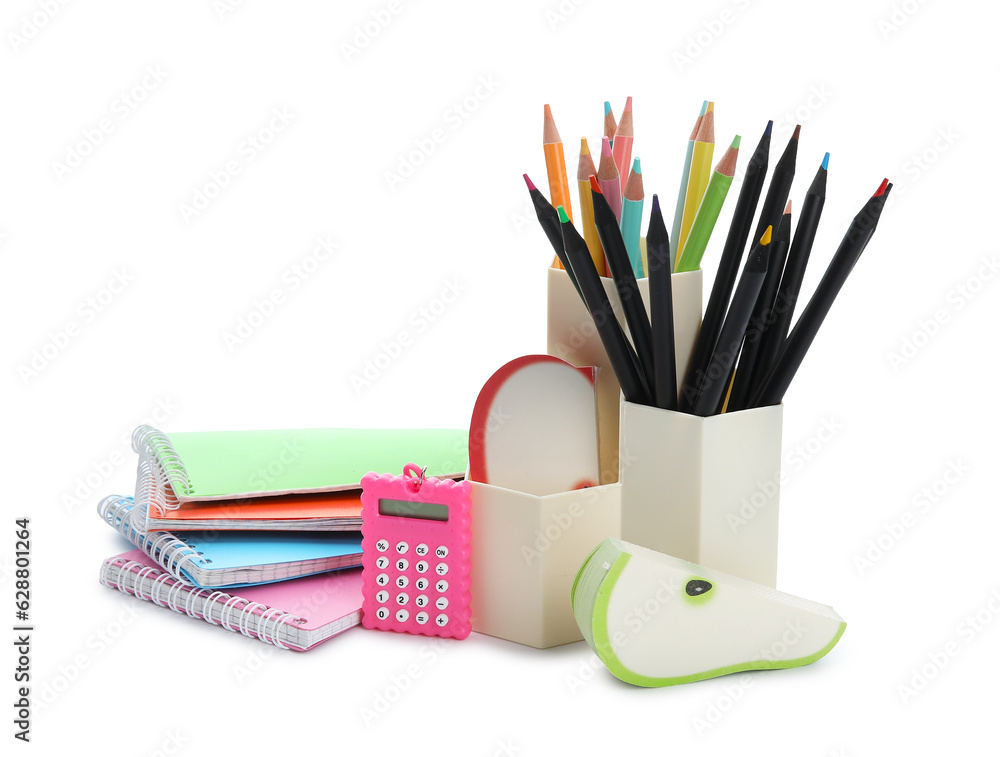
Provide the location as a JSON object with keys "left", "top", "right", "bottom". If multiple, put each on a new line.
{"left": 133, "top": 425, "right": 469, "bottom": 503}
{"left": 135, "top": 456, "right": 362, "bottom": 532}
{"left": 99, "top": 494, "right": 362, "bottom": 588}
{"left": 100, "top": 550, "right": 363, "bottom": 651}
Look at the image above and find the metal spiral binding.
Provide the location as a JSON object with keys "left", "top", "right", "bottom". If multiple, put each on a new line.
{"left": 99, "top": 556, "right": 295, "bottom": 650}
{"left": 131, "top": 425, "right": 193, "bottom": 497}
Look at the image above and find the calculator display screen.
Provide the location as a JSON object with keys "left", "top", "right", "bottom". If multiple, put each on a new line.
{"left": 378, "top": 498, "right": 449, "bottom": 522}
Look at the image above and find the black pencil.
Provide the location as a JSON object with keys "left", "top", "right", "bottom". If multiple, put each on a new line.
{"left": 558, "top": 205, "right": 651, "bottom": 405}
{"left": 679, "top": 121, "right": 771, "bottom": 413}
{"left": 755, "top": 154, "right": 829, "bottom": 383}
{"left": 751, "top": 125, "right": 799, "bottom": 248}
{"left": 646, "top": 194, "right": 676, "bottom": 410}
{"left": 689, "top": 227, "right": 772, "bottom": 417}
{"left": 727, "top": 201, "right": 792, "bottom": 412}
{"left": 589, "top": 176, "right": 654, "bottom": 392}
{"left": 524, "top": 173, "right": 583, "bottom": 299}
{"left": 750, "top": 180, "right": 892, "bottom": 408}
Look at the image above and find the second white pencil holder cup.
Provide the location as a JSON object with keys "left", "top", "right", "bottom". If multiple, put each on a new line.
{"left": 618, "top": 401, "right": 783, "bottom": 587}
{"left": 469, "top": 481, "right": 620, "bottom": 649}
{"left": 547, "top": 266, "right": 702, "bottom": 485}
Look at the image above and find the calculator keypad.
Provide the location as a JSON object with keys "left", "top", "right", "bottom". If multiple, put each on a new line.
{"left": 371, "top": 544, "right": 459, "bottom": 633}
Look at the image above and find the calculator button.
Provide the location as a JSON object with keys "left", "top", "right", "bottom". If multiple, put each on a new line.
{"left": 435, "top": 596, "right": 449, "bottom": 610}
{"left": 375, "top": 590, "right": 389, "bottom": 603}
{"left": 415, "top": 611, "right": 429, "bottom": 625}
{"left": 415, "top": 594, "right": 428, "bottom": 608}
{"left": 435, "top": 562, "right": 449, "bottom": 576}
{"left": 415, "top": 543, "right": 429, "bottom": 557}
{"left": 375, "top": 607, "right": 389, "bottom": 621}
{"left": 376, "top": 539, "right": 389, "bottom": 552}
{"left": 395, "top": 541, "right": 409, "bottom": 554}
{"left": 396, "top": 575, "right": 409, "bottom": 588}
{"left": 435, "top": 614, "right": 449, "bottom": 627}
{"left": 415, "top": 560, "right": 429, "bottom": 573}
{"left": 395, "top": 609, "right": 409, "bottom": 623}
{"left": 375, "top": 556, "right": 389, "bottom": 569}
{"left": 435, "top": 579, "right": 448, "bottom": 593}
{"left": 415, "top": 577, "right": 429, "bottom": 591}
{"left": 435, "top": 545, "right": 449, "bottom": 558}
{"left": 396, "top": 592, "right": 409, "bottom": 606}
{"left": 376, "top": 573, "right": 389, "bottom": 586}
{"left": 395, "top": 558, "right": 409, "bottom": 571}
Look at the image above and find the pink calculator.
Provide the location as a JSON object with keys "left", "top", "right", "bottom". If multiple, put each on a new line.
{"left": 360, "top": 464, "right": 472, "bottom": 640}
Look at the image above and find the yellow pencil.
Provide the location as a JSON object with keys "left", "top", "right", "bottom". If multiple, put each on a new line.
{"left": 676, "top": 103, "right": 715, "bottom": 261}
{"left": 577, "top": 137, "right": 606, "bottom": 276}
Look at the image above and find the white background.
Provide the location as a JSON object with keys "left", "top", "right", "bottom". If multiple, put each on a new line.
{"left": 2, "top": 0, "right": 997, "bottom": 753}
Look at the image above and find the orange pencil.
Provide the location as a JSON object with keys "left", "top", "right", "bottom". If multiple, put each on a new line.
{"left": 577, "top": 137, "right": 606, "bottom": 276}
{"left": 544, "top": 104, "right": 573, "bottom": 268}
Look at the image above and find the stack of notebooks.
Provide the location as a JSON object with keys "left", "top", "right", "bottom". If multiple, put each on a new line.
{"left": 98, "top": 425, "right": 468, "bottom": 651}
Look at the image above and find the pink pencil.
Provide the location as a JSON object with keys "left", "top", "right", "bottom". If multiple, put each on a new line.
{"left": 598, "top": 136, "right": 622, "bottom": 221}
{"left": 611, "top": 96, "right": 634, "bottom": 193}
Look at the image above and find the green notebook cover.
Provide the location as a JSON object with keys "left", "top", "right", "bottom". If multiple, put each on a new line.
{"left": 133, "top": 426, "right": 469, "bottom": 502}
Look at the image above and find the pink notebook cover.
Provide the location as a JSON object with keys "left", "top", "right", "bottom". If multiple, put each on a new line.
{"left": 101, "top": 549, "right": 363, "bottom": 651}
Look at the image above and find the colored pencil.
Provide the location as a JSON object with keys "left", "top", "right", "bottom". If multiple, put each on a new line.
{"left": 558, "top": 205, "right": 651, "bottom": 405}
{"left": 603, "top": 101, "right": 618, "bottom": 150}
{"left": 524, "top": 173, "right": 582, "bottom": 297}
{"left": 577, "top": 138, "right": 606, "bottom": 276}
{"left": 544, "top": 104, "right": 572, "bottom": 269}
{"left": 750, "top": 180, "right": 892, "bottom": 408}
{"left": 679, "top": 121, "right": 771, "bottom": 413}
{"left": 756, "top": 153, "right": 829, "bottom": 380}
{"left": 674, "top": 135, "right": 740, "bottom": 272}
{"left": 677, "top": 103, "right": 716, "bottom": 257}
{"left": 752, "top": 124, "right": 799, "bottom": 247}
{"left": 590, "top": 176, "right": 654, "bottom": 391}
{"left": 688, "top": 226, "right": 772, "bottom": 417}
{"left": 612, "top": 96, "right": 634, "bottom": 191}
{"left": 670, "top": 101, "right": 708, "bottom": 269}
{"left": 727, "top": 202, "right": 792, "bottom": 412}
{"left": 647, "top": 194, "right": 677, "bottom": 410}
{"left": 598, "top": 136, "right": 623, "bottom": 220}
{"left": 620, "top": 158, "right": 645, "bottom": 277}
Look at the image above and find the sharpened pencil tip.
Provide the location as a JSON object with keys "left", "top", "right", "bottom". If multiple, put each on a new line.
{"left": 783, "top": 200, "right": 792, "bottom": 214}
{"left": 631, "top": 157, "right": 641, "bottom": 175}
{"left": 700, "top": 100, "right": 709, "bottom": 115}
{"left": 601, "top": 136, "right": 613, "bottom": 157}
{"left": 792, "top": 124, "right": 801, "bottom": 140}
{"left": 765, "top": 120, "right": 773, "bottom": 136}
{"left": 761, "top": 225, "right": 773, "bottom": 245}
{"left": 604, "top": 101, "right": 612, "bottom": 115}
{"left": 557, "top": 205, "right": 570, "bottom": 224}
{"left": 651, "top": 193, "right": 660, "bottom": 215}
{"left": 873, "top": 178, "right": 889, "bottom": 197}
{"left": 624, "top": 96, "right": 632, "bottom": 111}
{"left": 731, "top": 135, "right": 741, "bottom": 149}
{"left": 580, "top": 137, "right": 590, "bottom": 155}
{"left": 706, "top": 101, "right": 715, "bottom": 113}
{"left": 589, "top": 175, "right": 601, "bottom": 194}
{"left": 544, "top": 103, "right": 553, "bottom": 120}
{"left": 523, "top": 174, "right": 536, "bottom": 191}
{"left": 822, "top": 152, "right": 830, "bottom": 171}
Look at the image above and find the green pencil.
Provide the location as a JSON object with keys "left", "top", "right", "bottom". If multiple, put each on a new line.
{"left": 619, "top": 158, "right": 645, "bottom": 277}
{"left": 674, "top": 135, "right": 740, "bottom": 273}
